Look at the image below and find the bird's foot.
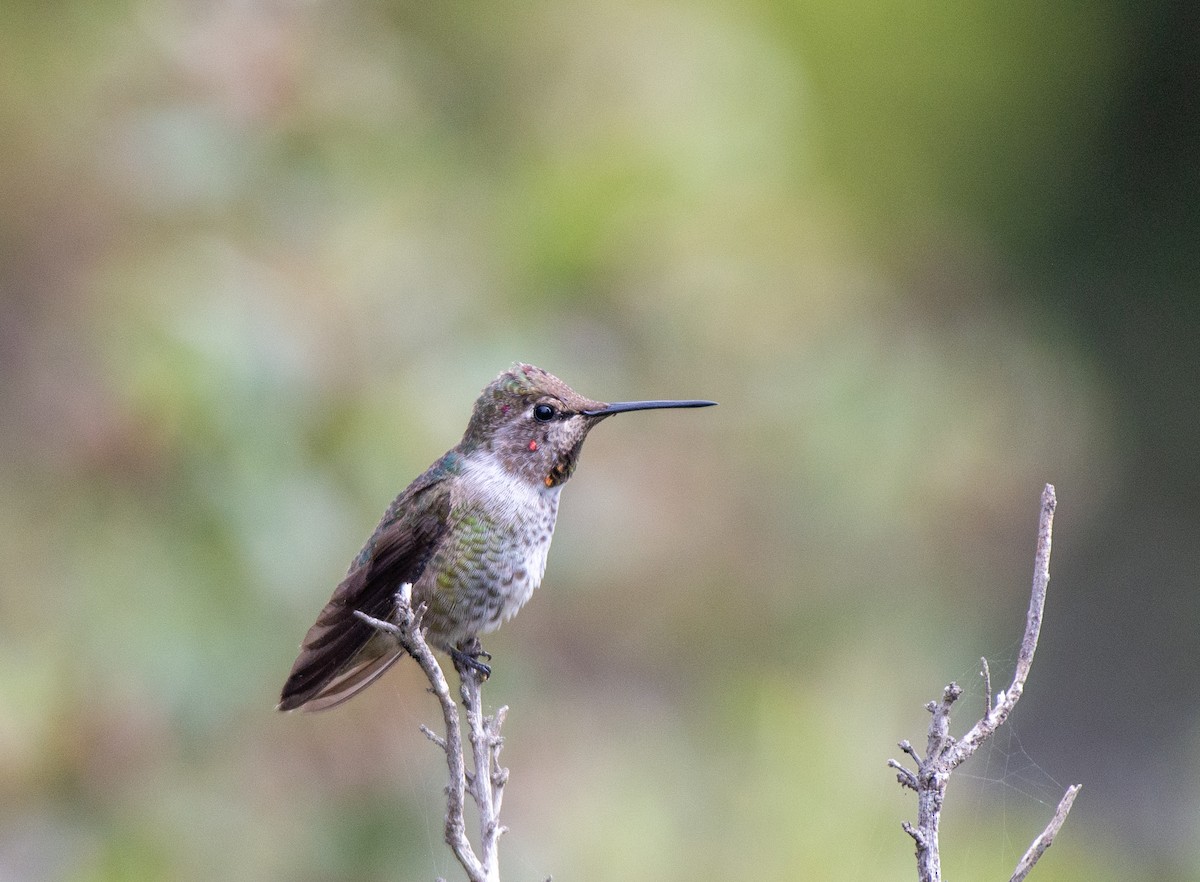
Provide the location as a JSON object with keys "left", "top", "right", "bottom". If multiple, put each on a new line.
{"left": 450, "top": 639, "right": 492, "bottom": 680}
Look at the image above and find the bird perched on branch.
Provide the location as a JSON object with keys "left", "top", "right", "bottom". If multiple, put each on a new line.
{"left": 279, "top": 363, "right": 715, "bottom": 711}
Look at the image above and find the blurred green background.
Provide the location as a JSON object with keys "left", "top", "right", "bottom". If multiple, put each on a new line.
{"left": 2, "top": 0, "right": 1197, "bottom": 879}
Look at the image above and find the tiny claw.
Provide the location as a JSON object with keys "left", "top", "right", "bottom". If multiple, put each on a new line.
{"left": 461, "top": 636, "right": 490, "bottom": 659}
{"left": 451, "top": 643, "right": 493, "bottom": 680}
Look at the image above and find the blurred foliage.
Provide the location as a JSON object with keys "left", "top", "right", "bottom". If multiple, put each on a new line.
{"left": 1, "top": 0, "right": 1197, "bottom": 879}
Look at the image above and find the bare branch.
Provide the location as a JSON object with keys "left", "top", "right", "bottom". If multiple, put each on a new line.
{"left": 890, "top": 485, "right": 1081, "bottom": 882}
{"left": 1010, "top": 785, "right": 1082, "bottom": 882}
{"left": 356, "top": 591, "right": 510, "bottom": 882}
{"left": 455, "top": 659, "right": 507, "bottom": 880}
{"left": 944, "top": 484, "right": 1057, "bottom": 770}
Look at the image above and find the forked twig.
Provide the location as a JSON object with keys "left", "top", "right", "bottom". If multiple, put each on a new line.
{"left": 356, "top": 590, "right": 508, "bottom": 882}
{"left": 888, "top": 485, "right": 1080, "bottom": 882}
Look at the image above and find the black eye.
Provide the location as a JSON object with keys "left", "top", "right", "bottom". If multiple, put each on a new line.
{"left": 533, "top": 403, "right": 556, "bottom": 422}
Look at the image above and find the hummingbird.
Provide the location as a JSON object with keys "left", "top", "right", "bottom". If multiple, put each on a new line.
{"left": 279, "top": 363, "right": 715, "bottom": 711}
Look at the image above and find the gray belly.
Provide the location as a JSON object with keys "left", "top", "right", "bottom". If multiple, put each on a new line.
{"left": 415, "top": 494, "right": 559, "bottom": 649}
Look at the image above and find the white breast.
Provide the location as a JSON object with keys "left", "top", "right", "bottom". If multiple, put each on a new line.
{"left": 459, "top": 455, "right": 562, "bottom": 625}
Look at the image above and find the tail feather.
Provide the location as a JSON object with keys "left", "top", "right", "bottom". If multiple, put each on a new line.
{"left": 279, "top": 644, "right": 405, "bottom": 712}
{"left": 278, "top": 569, "right": 400, "bottom": 711}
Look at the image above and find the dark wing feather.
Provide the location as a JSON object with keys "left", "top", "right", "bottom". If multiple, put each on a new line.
{"left": 278, "top": 467, "right": 451, "bottom": 711}
{"left": 283, "top": 648, "right": 404, "bottom": 712}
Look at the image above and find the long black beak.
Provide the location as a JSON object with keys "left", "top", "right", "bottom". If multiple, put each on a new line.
{"left": 580, "top": 399, "right": 717, "bottom": 417}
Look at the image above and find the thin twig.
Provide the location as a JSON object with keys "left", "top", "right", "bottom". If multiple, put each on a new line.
{"left": 420, "top": 724, "right": 449, "bottom": 751}
{"left": 889, "top": 758, "right": 918, "bottom": 791}
{"left": 899, "top": 739, "right": 923, "bottom": 765}
{"left": 1010, "top": 784, "right": 1082, "bottom": 882}
{"left": 455, "top": 659, "right": 507, "bottom": 882}
{"left": 891, "top": 484, "right": 1081, "bottom": 882}
{"left": 945, "top": 485, "right": 1057, "bottom": 769}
